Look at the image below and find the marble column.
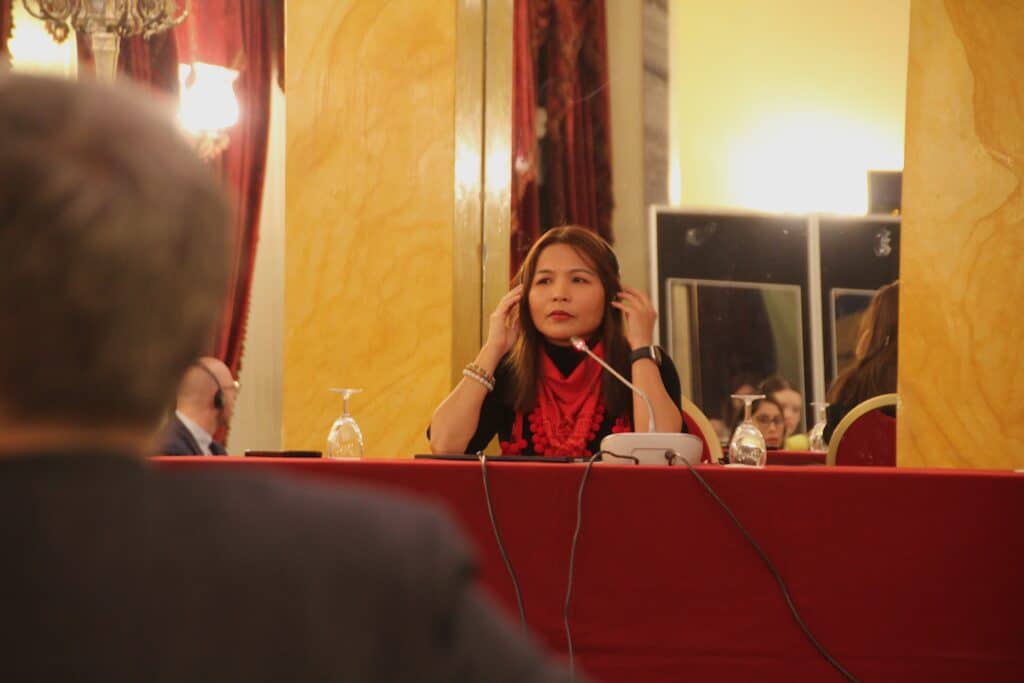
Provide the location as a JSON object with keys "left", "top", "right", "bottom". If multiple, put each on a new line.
{"left": 899, "top": 0, "right": 1024, "bottom": 468}
{"left": 284, "top": 1, "right": 456, "bottom": 455}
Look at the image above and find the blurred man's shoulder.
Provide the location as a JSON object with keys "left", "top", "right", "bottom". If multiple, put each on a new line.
{"left": 159, "top": 463, "right": 471, "bottom": 567}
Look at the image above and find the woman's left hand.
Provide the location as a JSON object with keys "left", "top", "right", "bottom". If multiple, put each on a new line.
{"left": 610, "top": 285, "right": 657, "bottom": 349}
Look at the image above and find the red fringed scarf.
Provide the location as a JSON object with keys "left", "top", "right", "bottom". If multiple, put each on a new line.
{"left": 501, "top": 341, "right": 632, "bottom": 457}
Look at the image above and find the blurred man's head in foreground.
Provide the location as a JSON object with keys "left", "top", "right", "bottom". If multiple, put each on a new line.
{"left": 0, "top": 74, "right": 230, "bottom": 445}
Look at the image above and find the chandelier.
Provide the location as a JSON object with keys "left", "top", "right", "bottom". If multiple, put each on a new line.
{"left": 21, "top": 0, "right": 190, "bottom": 81}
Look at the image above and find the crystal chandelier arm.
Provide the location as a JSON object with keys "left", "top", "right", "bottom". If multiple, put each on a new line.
{"left": 123, "top": 0, "right": 145, "bottom": 37}
{"left": 70, "top": 1, "right": 92, "bottom": 31}
{"left": 21, "top": 0, "right": 189, "bottom": 41}
{"left": 160, "top": 0, "right": 190, "bottom": 35}
{"left": 20, "top": 0, "right": 74, "bottom": 23}
{"left": 172, "top": 0, "right": 190, "bottom": 25}
{"left": 20, "top": 0, "right": 75, "bottom": 43}
{"left": 138, "top": 0, "right": 189, "bottom": 39}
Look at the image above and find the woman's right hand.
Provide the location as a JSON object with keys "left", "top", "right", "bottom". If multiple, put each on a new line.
{"left": 484, "top": 284, "right": 524, "bottom": 356}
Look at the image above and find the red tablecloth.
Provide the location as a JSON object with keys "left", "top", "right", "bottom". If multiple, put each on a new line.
{"left": 767, "top": 449, "right": 827, "bottom": 465}
{"left": 154, "top": 457, "right": 1024, "bottom": 682}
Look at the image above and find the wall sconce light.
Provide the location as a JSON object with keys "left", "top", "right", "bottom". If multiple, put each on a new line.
{"left": 177, "top": 61, "right": 239, "bottom": 162}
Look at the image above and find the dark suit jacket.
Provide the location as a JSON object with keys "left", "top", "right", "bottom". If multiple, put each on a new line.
{"left": 0, "top": 451, "right": 572, "bottom": 682}
{"left": 158, "top": 414, "right": 221, "bottom": 455}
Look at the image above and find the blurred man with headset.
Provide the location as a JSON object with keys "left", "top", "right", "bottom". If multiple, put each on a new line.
{"left": 160, "top": 357, "right": 239, "bottom": 455}
{"left": 0, "top": 73, "right": 571, "bottom": 682}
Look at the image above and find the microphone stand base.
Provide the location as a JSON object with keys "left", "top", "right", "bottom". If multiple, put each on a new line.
{"left": 598, "top": 433, "right": 703, "bottom": 466}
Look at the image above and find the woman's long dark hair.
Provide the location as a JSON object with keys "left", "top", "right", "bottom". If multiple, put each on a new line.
{"left": 828, "top": 281, "right": 899, "bottom": 406}
{"left": 504, "top": 225, "right": 632, "bottom": 417}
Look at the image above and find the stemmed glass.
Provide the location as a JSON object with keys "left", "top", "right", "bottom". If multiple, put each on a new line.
{"left": 807, "top": 401, "right": 829, "bottom": 452}
{"left": 728, "top": 394, "right": 767, "bottom": 467}
{"left": 326, "top": 388, "right": 364, "bottom": 459}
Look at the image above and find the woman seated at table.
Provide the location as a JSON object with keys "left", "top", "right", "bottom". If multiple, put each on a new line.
{"left": 824, "top": 281, "right": 899, "bottom": 444}
{"left": 429, "top": 225, "right": 684, "bottom": 457}
{"left": 760, "top": 374, "right": 808, "bottom": 449}
{"left": 731, "top": 396, "right": 787, "bottom": 449}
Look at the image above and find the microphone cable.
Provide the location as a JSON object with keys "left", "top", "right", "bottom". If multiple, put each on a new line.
{"left": 563, "top": 450, "right": 637, "bottom": 677}
{"left": 478, "top": 454, "right": 527, "bottom": 633}
{"left": 677, "top": 453, "right": 862, "bottom": 683}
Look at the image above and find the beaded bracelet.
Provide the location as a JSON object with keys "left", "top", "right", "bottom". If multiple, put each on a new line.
{"left": 465, "top": 362, "right": 496, "bottom": 387}
{"left": 462, "top": 367, "right": 495, "bottom": 392}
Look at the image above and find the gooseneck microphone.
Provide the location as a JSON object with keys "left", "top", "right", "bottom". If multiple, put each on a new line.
{"left": 570, "top": 336, "right": 701, "bottom": 465}
{"left": 570, "top": 336, "right": 656, "bottom": 432}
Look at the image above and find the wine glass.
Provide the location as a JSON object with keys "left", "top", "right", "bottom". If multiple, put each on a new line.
{"left": 326, "top": 388, "right": 364, "bottom": 459}
{"left": 728, "top": 394, "right": 767, "bottom": 467}
{"left": 807, "top": 401, "right": 829, "bottom": 452}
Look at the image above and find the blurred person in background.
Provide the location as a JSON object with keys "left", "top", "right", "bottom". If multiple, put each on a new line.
{"left": 732, "top": 396, "right": 787, "bottom": 450}
{"left": 825, "top": 282, "right": 899, "bottom": 444}
{"left": 159, "top": 357, "right": 238, "bottom": 455}
{"left": 760, "top": 374, "right": 808, "bottom": 449}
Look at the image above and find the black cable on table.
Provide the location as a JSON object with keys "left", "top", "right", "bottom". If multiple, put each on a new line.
{"left": 478, "top": 454, "right": 527, "bottom": 632}
{"left": 678, "top": 454, "right": 862, "bottom": 683}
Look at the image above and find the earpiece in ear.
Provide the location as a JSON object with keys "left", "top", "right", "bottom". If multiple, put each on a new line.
{"left": 196, "top": 361, "right": 226, "bottom": 411}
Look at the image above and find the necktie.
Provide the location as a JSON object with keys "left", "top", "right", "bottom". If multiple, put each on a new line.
{"left": 210, "top": 441, "right": 227, "bottom": 455}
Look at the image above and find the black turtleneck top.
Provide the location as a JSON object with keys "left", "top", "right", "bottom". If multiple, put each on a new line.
{"left": 464, "top": 341, "right": 684, "bottom": 455}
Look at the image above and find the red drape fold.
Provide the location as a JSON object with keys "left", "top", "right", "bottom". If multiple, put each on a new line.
{"left": 511, "top": 0, "right": 612, "bottom": 274}
{"left": 1, "top": 0, "right": 14, "bottom": 66}
{"left": 269, "top": 0, "right": 285, "bottom": 90}
{"left": 176, "top": 1, "right": 274, "bottom": 380}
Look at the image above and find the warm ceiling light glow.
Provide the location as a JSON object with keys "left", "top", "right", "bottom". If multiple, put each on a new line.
{"left": 177, "top": 62, "right": 240, "bottom": 135}
{"left": 727, "top": 112, "right": 903, "bottom": 215}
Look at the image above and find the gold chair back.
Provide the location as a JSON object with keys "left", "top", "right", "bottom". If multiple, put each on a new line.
{"left": 682, "top": 397, "right": 724, "bottom": 464}
{"left": 826, "top": 393, "right": 899, "bottom": 466}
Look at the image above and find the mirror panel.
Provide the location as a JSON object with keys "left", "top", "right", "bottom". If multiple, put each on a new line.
{"left": 668, "top": 278, "right": 805, "bottom": 438}
{"left": 654, "top": 209, "right": 900, "bottom": 435}
{"left": 818, "top": 216, "right": 902, "bottom": 384}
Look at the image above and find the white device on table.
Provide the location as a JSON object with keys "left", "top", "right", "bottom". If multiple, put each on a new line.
{"left": 570, "top": 336, "right": 702, "bottom": 466}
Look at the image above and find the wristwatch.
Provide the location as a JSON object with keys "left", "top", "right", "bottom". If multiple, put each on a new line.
{"left": 630, "top": 345, "right": 662, "bottom": 367}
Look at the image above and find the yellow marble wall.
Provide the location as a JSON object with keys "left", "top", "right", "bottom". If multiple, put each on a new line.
{"left": 900, "top": 0, "right": 1024, "bottom": 469}
{"left": 284, "top": 1, "right": 456, "bottom": 455}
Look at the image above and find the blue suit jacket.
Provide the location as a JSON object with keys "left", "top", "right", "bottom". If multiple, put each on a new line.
{"left": 157, "top": 414, "right": 223, "bottom": 455}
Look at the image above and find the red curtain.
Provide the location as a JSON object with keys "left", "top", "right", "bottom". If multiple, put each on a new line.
{"left": 76, "top": 1, "right": 284, "bottom": 383}
{"left": 511, "top": 0, "right": 544, "bottom": 271}
{"left": 511, "top": 0, "right": 613, "bottom": 274}
{"left": 269, "top": 0, "right": 284, "bottom": 90}
{"left": 0, "top": 0, "right": 13, "bottom": 67}
{"left": 176, "top": 1, "right": 281, "bottom": 381}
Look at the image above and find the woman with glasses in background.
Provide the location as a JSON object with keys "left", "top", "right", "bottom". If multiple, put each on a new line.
{"left": 732, "top": 396, "right": 787, "bottom": 450}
